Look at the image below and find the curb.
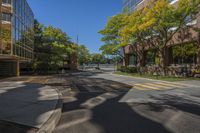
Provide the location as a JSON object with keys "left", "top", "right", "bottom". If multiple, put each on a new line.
{"left": 111, "top": 73, "right": 158, "bottom": 81}
{"left": 37, "top": 88, "right": 63, "bottom": 133}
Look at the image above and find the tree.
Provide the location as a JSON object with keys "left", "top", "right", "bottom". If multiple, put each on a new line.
{"left": 173, "top": 43, "right": 197, "bottom": 64}
{"left": 119, "top": 0, "right": 200, "bottom": 75}
{"left": 148, "top": 0, "right": 200, "bottom": 74}
{"left": 33, "top": 20, "right": 76, "bottom": 73}
{"left": 91, "top": 53, "right": 104, "bottom": 68}
{"left": 99, "top": 43, "right": 122, "bottom": 58}
{"left": 32, "top": 20, "right": 48, "bottom": 73}
{"left": 78, "top": 45, "right": 91, "bottom": 65}
{"left": 99, "top": 13, "right": 129, "bottom": 66}
{"left": 120, "top": 6, "right": 156, "bottom": 67}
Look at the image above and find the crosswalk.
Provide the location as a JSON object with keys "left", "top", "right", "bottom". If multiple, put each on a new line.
{"left": 133, "top": 81, "right": 188, "bottom": 91}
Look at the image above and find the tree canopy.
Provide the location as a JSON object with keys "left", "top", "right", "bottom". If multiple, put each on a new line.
{"left": 99, "top": 0, "right": 200, "bottom": 71}
{"left": 99, "top": 13, "right": 129, "bottom": 59}
{"left": 33, "top": 20, "right": 77, "bottom": 73}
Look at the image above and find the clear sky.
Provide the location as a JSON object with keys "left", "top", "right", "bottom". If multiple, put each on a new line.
{"left": 27, "top": 0, "right": 122, "bottom": 53}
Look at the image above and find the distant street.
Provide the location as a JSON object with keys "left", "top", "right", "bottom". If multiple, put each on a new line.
{"left": 53, "top": 70, "right": 200, "bottom": 133}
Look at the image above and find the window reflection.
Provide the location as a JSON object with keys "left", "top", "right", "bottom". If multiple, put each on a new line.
{"left": 12, "top": 0, "right": 34, "bottom": 59}
{"left": 0, "top": 0, "right": 34, "bottom": 59}
{"left": 123, "top": 0, "right": 142, "bottom": 12}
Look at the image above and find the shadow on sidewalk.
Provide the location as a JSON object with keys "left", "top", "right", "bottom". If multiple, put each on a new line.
{"left": 0, "top": 80, "right": 59, "bottom": 133}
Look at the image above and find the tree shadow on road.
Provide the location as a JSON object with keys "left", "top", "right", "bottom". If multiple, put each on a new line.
{"left": 54, "top": 74, "right": 171, "bottom": 133}
{"left": 148, "top": 94, "right": 200, "bottom": 116}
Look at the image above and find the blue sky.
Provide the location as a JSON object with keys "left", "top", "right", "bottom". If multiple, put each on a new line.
{"left": 27, "top": 0, "right": 122, "bottom": 53}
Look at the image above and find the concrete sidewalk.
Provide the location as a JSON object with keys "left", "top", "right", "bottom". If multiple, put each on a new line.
{"left": 0, "top": 76, "right": 62, "bottom": 133}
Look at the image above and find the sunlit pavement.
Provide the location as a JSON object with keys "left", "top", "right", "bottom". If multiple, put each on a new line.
{"left": 53, "top": 71, "right": 200, "bottom": 133}
{"left": 0, "top": 76, "right": 60, "bottom": 133}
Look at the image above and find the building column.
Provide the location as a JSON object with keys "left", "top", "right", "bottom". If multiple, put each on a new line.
{"left": 16, "top": 60, "right": 20, "bottom": 76}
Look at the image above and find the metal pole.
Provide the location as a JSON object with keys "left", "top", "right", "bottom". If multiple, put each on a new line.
{"left": 0, "top": 0, "right": 2, "bottom": 54}
{"left": 16, "top": 60, "right": 20, "bottom": 76}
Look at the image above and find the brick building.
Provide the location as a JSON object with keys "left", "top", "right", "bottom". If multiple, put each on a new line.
{"left": 123, "top": 0, "right": 200, "bottom": 69}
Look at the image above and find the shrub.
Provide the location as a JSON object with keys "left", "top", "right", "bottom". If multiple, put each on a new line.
{"left": 118, "top": 66, "right": 137, "bottom": 73}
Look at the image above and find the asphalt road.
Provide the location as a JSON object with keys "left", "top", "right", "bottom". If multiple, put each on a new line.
{"left": 53, "top": 71, "right": 200, "bottom": 133}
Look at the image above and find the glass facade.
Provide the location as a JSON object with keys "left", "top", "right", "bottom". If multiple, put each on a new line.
{"left": 0, "top": 0, "right": 34, "bottom": 60}
{"left": 123, "top": 0, "right": 142, "bottom": 12}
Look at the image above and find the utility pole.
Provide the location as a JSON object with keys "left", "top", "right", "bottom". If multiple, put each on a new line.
{"left": 76, "top": 35, "right": 79, "bottom": 45}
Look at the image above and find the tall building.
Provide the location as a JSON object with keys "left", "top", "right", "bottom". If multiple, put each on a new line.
{"left": 123, "top": 0, "right": 182, "bottom": 12}
{"left": 123, "top": 0, "right": 142, "bottom": 12}
{"left": 0, "top": 0, "right": 34, "bottom": 76}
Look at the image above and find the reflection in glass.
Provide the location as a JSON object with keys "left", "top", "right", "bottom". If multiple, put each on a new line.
{"left": 11, "top": 0, "right": 34, "bottom": 59}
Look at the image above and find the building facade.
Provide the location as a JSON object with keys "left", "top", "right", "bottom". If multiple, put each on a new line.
{"left": 123, "top": 0, "right": 200, "bottom": 70}
{"left": 123, "top": 0, "right": 142, "bottom": 12}
{"left": 0, "top": 0, "right": 34, "bottom": 76}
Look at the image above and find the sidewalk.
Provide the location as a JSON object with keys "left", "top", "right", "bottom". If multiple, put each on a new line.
{"left": 0, "top": 76, "right": 62, "bottom": 133}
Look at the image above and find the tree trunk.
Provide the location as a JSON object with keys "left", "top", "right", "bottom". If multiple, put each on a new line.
{"left": 159, "top": 49, "right": 167, "bottom": 76}
{"left": 122, "top": 47, "right": 129, "bottom": 67}
{"left": 123, "top": 55, "right": 129, "bottom": 67}
{"left": 197, "top": 34, "right": 200, "bottom": 66}
{"left": 197, "top": 46, "right": 200, "bottom": 65}
{"left": 137, "top": 51, "right": 146, "bottom": 67}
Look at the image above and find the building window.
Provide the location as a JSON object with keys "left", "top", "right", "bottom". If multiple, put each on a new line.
{"left": 2, "top": 0, "right": 12, "bottom": 4}
{"left": 184, "top": 16, "right": 197, "bottom": 26}
{"left": 129, "top": 55, "right": 137, "bottom": 66}
{"left": 2, "top": 13, "right": 11, "bottom": 22}
{"left": 169, "top": 0, "right": 179, "bottom": 4}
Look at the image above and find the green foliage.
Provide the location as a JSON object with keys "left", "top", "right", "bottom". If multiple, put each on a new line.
{"left": 118, "top": 66, "right": 137, "bottom": 73}
{"left": 99, "top": 13, "right": 129, "bottom": 58}
{"left": 78, "top": 45, "right": 91, "bottom": 65}
{"left": 148, "top": 0, "right": 200, "bottom": 67}
{"left": 100, "top": 0, "right": 200, "bottom": 69}
{"left": 99, "top": 43, "right": 120, "bottom": 56}
{"left": 32, "top": 20, "right": 77, "bottom": 73}
{"left": 91, "top": 53, "right": 104, "bottom": 64}
{"left": 173, "top": 43, "right": 197, "bottom": 58}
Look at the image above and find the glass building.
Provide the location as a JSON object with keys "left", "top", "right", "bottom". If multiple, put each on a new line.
{"left": 0, "top": 0, "right": 34, "bottom": 76}
{"left": 123, "top": 0, "right": 143, "bottom": 12}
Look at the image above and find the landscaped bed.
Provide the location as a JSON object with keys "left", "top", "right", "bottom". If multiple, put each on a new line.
{"left": 113, "top": 71, "right": 200, "bottom": 82}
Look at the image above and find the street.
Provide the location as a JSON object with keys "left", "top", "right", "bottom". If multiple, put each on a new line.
{"left": 1, "top": 0, "right": 200, "bottom": 132}
{"left": 52, "top": 71, "right": 200, "bottom": 133}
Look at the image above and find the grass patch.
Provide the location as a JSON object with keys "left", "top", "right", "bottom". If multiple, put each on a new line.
{"left": 113, "top": 71, "right": 200, "bottom": 82}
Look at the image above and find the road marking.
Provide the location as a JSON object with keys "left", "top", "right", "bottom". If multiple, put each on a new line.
{"left": 155, "top": 82, "right": 185, "bottom": 88}
{"left": 143, "top": 83, "right": 172, "bottom": 89}
{"left": 133, "top": 81, "right": 188, "bottom": 91}
{"left": 160, "top": 81, "right": 185, "bottom": 85}
{"left": 134, "top": 84, "right": 160, "bottom": 90}
{"left": 133, "top": 86, "right": 150, "bottom": 90}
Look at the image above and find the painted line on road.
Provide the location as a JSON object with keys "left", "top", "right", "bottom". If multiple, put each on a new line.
{"left": 143, "top": 83, "right": 172, "bottom": 90}
{"left": 111, "top": 73, "right": 157, "bottom": 82}
{"left": 160, "top": 81, "right": 187, "bottom": 86}
{"left": 134, "top": 84, "right": 160, "bottom": 90}
{"left": 155, "top": 82, "right": 185, "bottom": 88}
{"left": 133, "top": 86, "right": 150, "bottom": 90}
